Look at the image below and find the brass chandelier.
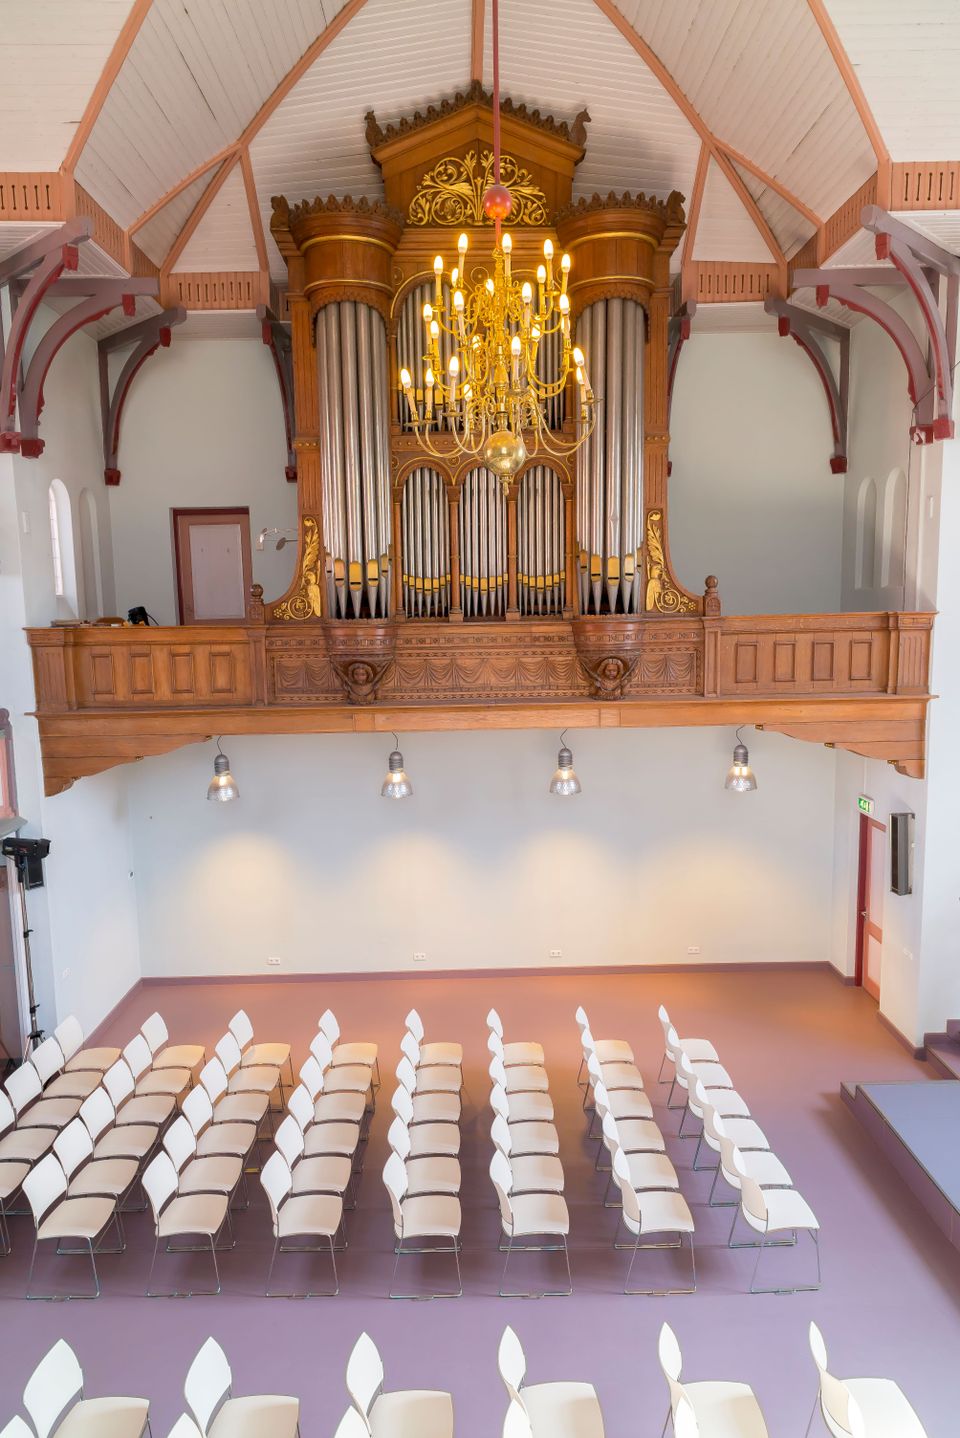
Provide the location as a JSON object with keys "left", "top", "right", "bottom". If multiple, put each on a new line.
{"left": 399, "top": 0, "right": 596, "bottom": 487}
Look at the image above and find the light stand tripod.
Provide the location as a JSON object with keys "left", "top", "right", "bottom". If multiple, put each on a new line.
{"left": 9, "top": 850, "right": 43, "bottom": 1052}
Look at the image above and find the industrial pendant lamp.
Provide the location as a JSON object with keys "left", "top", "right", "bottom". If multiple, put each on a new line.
{"left": 381, "top": 734, "right": 413, "bottom": 799}
{"left": 549, "top": 731, "right": 581, "bottom": 796}
{"left": 206, "top": 738, "right": 239, "bottom": 802}
{"left": 724, "top": 727, "right": 758, "bottom": 793}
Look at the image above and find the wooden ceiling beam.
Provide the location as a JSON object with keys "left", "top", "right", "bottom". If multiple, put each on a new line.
{"left": 240, "top": 148, "right": 269, "bottom": 274}
{"left": 161, "top": 154, "right": 239, "bottom": 276}
{"left": 716, "top": 142, "right": 823, "bottom": 229}
{"left": 681, "top": 144, "right": 710, "bottom": 303}
{"left": 127, "top": 150, "right": 232, "bottom": 236}
{"left": 62, "top": 0, "right": 156, "bottom": 178}
{"left": 471, "top": 0, "right": 485, "bottom": 83}
{"left": 805, "top": 0, "right": 891, "bottom": 202}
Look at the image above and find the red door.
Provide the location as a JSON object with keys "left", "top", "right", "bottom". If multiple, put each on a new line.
{"left": 855, "top": 814, "right": 886, "bottom": 1000}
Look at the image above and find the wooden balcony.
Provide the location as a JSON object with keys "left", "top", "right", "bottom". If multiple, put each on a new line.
{"left": 27, "top": 610, "right": 933, "bottom": 795}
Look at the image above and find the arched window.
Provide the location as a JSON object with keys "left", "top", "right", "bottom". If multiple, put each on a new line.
{"left": 855, "top": 476, "right": 878, "bottom": 590}
{"left": 880, "top": 467, "right": 907, "bottom": 590}
{"left": 47, "top": 479, "right": 78, "bottom": 616}
{"left": 78, "top": 488, "right": 103, "bottom": 619}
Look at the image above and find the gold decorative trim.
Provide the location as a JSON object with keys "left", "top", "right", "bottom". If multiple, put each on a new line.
{"left": 565, "top": 232, "right": 659, "bottom": 249}
{"left": 275, "top": 517, "right": 323, "bottom": 621}
{"left": 302, "top": 234, "right": 396, "bottom": 253}
{"left": 645, "top": 509, "right": 697, "bottom": 614}
{"left": 409, "top": 150, "right": 549, "bottom": 227}
{"left": 304, "top": 278, "right": 394, "bottom": 296}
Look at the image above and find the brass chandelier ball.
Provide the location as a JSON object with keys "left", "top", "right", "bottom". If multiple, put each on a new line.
{"left": 482, "top": 428, "right": 527, "bottom": 478}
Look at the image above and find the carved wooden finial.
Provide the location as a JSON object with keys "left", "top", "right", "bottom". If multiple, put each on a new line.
{"left": 703, "top": 575, "right": 721, "bottom": 616}
{"left": 247, "top": 582, "right": 265, "bottom": 623}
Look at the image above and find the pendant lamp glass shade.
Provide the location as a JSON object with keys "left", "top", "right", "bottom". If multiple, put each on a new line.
{"left": 549, "top": 733, "right": 581, "bottom": 796}
{"left": 725, "top": 730, "right": 757, "bottom": 792}
{"left": 207, "top": 744, "right": 239, "bottom": 802}
{"left": 381, "top": 736, "right": 412, "bottom": 799}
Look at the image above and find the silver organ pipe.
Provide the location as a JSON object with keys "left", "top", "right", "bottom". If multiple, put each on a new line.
{"left": 574, "top": 297, "right": 645, "bottom": 614}
{"left": 517, "top": 466, "right": 565, "bottom": 616}
{"left": 401, "top": 468, "right": 450, "bottom": 618}
{"left": 318, "top": 300, "right": 391, "bottom": 619}
{"left": 396, "top": 281, "right": 453, "bottom": 431}
{"left": 460, "top": 468, "right": 506, "bottom": 618}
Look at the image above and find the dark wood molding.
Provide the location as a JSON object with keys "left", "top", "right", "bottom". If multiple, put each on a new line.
{"left": 171, "top": 507, "right": 253, "bottom": 626}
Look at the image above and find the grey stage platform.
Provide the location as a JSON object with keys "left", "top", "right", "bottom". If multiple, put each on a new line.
{"left": 843, "top": 1078, "right": 960, "bottom": 1250}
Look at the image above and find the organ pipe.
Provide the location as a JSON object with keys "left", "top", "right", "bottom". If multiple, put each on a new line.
{"left": 460, "top": 467, "right": 507, "bottom": 618}
{"left": 517, "top": 466, "right": 565, "bottom": 615}
{"left": 318, "top": 301, "right": 391, "bottom": 619}
{"left": 401, "top": 468, "right": 450, "bottom": 617}
{"left": 575, "top": 297, "right": 645, "bottom": 614}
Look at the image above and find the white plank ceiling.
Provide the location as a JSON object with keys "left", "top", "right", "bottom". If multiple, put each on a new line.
{"left": 693, "top": 160, "right": 773, "bottom": 262}
{"left": 177, "top": 163, "right": 259, "bottom": 272}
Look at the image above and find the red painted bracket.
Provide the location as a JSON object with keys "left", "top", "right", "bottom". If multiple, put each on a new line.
{"left": 99, "top": 307, "right": 186, "bottom": 484}
{"left": 794, "top": 207, "right": 959, "bottom": 445}
{"left": 0, "top": 220, "right": 93, "bottom": 453}
{"left": 257, "top": 304, "right": 297, "bottom": 481}
{"left": 765, "top": 298, "right": 849, "bottom": 473}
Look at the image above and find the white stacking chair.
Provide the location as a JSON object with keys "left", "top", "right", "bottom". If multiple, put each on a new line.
{"left": 53, "top": 1016, "right": 120, "bottom": 1076}
{"left": 587, "top": 1065, "right": 653, "bottom": 1130}
{"left": 335, "top": 1411, "right": 369, "bottom": 1438}
{"left": 610, "top": 1147, "right": 696, "bottom": 1296}
{"left": 22, "top": 1339, "right": 149, "bottom": 1438}
{"left": 124, "top": 1034, "right": 191, "bottom": 1101}
{"left": 31, "top": 1036, "right": 100, "bottom": 1101}
{"left": 215, "top": 1033, "right": 279, "bottom": 1103}
{"left": 490, "top": 1082, "right": 559, "bottom": 1155}
{"left": 182, "top": 1085, "right": 258, "bottom": 1169}
{"left": 591, "top": 1081, "right": 665, "bottom": 1171}
{"left": 199, "top": 1056, "right": 269, "bottom": 1130}
{"left": 708, "top": 1117, "right": 791, "bottom": 1209}
{"left": 662, "top": 1021, "right": 731, "bottom": 1112}
{"left": 490, "top": 1148, "right": 571, "bottom": 1298}
{"left": 53, "top": 1118, "right": 138, "bottom": 1231}
{"left": 0, "top": 1420, "right": 33, "bottom": 1438}
{"left": 143, "top": 1150, "right": 229, "bottom": 1297}
{"left": 141, "top": 1012, "right": 205, "bottom": 1074}
{"left": 396, "top": 1055, "right": 461, "bottom": 1124}
{"left": 732, "top": 1154, "right": 821, "bottom": 1293}
{"left": 6, "top": 1062, "right": 81, "bottom": 1130}
{"left": 311, "top": 1032, "right": 373, "bottom": 1102}
{"left": 184, "top": 1336, "right": 299, "bottom": 1437}
{"left": 503, "top": 1402, "right": 533, "bottom": 1438}
{"left": 687, "top": 1070, "right": 759, "bottom": 1164}
{"left": 383, "top": 1149, "right": 461, "bottom": 1299}
{"left": 488, "top": 1008, "right": 544, "bottom": 1068}
{"left": 78, "top": 1085, "right": 158, "bottom": 1165}
{"left": 574, "top": 1006, "right": 634, "bottom": 1087}
{"left": 497, "top": 1325, "right": 604, "bottom": 1438}
{"left": 599, "top": 1112, "right": 677, "bottom": 1206}
{"left": 261, "top": 1149, "right": 343, "bottom": 1297}
{"left": 229, "top": 1008, "right": 293, "bottom": 1088}
{"left": 287, "top": 1083, "right": 362, "bottom": 1159}
{"left": 490, "top": 1056, "right": 553, "bottom": 1121}
{"left": 22, "top": 1153, "right": 119, "bottom": 1299}
{"left": 658, "top": 1322, "right": 769, "bottom": 1438}
{"left": 492, "top": 1113, "right": 563, "bottom": 1194}
{"left": 320, "top": 1007, "right": 379, "bottom": 1087}
{"left": 274, "top": 1113, "right": 354, "bottom": 1204}
{"left": 346, "top": 1331, "right": 454, "bottom": 1438}
{"left": 103, "top": 1057, "right": 174, "bottom": 1129}
{"left": 401, "top": 1032, "right": 462, "bottom": 1095}
{"left": 0, "top": 1089, "right": 55, "bottom": 1163}
{"left": 0, "top": 1153, "right": 29, "bottom": 1254}
{"left": 806, "top": 1321, "right": 928, "bottom": 1438}
{"left": 389, "top": 1115, "right": 461, "bottom": 1195}
{"left": 488, "top": 1034, "right": 549, "bottom": 1095}
{"left": 391, "top": 1086, "right": 460, "bottom": 1157}
{"left": 299, "top": 1055, "right": 367, "bottom": 1127}
{"left": 579, "top": 1026, "right": 644, "bottom": 1093}
{"left": 657, "top": 1004, "right": 720, "bottom": 1085}
{"left": 163, "top": 1116, "right": 243, "bottom": 1204}
{"left": 405, "top": 1010, "right": 462, "bottom": 1069}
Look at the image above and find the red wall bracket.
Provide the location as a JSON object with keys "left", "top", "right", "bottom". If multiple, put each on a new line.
{"left": 765, "top": 298, "right": 850, "bottom": 473}
{"left": 257, "top": 304, "right": 297, "bottom": 481}
{"left": 98, "top": 307, "right": 186, "bottom": 484}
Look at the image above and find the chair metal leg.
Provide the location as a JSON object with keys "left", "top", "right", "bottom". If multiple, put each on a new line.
{"left": 804, "top": 1394, "right": 822, "bottom": 1438}
{"left": 26, "top": 1234, "right": 102, "bottom": 1300}
{"left": 389, "top": 1232, "right": 462, "bottom": 1300}
{"left": 265, "top": 1231, "right": 340, "bottom": 1298}
{"left": 729, "top": 1207, "right": 797, "bottom": 1250}
{"left": 147, "top": 1228, "right": 223, "bottom": 1297}
{"left": 666, "top": 1074, "right": 682, "bottom": 1109}
{"left": 657, "top": 1052, "right": 669, "bottom": 1084}
{"left": 622, "top": 1226, "right": 696, "bottom": 1297}
{"left": 498, "top": 1230, "right": 573, "bottom": 1299}
{"left": 749, "top": 1229, "right": 821, "bottom": 1294}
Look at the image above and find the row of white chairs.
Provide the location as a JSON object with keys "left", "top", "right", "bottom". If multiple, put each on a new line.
{"left": 487, "top": 1009, "right": 571, "bottom": 1298}
{"left": 658, "top": 1005, "right": 822, "bottom": 1295}
{"left": 0, "top": 1314, "right": 931, "bottom": 1438}
{"left": 577, "top": 1009, "right": 697, "bottom": 1294}
{"left": 383, "top": 1010, "right": 464, "bottom": 1298}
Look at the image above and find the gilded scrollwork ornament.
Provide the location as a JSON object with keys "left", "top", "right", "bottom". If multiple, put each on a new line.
{"left": 644, "top": 509, "right": 698, "bottom": 615}
{"left": 408, "top": 149, "right": 549, "bottom": 227}
{"left": 274, "top": 516, "right": 323, "bottom": 621}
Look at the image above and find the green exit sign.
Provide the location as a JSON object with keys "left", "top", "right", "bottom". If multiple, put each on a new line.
{"left": 858, "top": 794, "right": 874, "bottom": 816}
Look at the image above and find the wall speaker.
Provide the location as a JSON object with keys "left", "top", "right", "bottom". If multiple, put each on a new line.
{"left": 890, "top": 812, "right": 914, "bottom": 896}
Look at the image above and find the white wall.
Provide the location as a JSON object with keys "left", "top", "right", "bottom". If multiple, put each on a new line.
{"left": 126, "top": 727, "right": 837, "bottom": 978}
{"left": 670, "top": 328, "right": 843, "bottom": 615}
{"left": 108, "top": 337, "right": 297, "bottom": 624}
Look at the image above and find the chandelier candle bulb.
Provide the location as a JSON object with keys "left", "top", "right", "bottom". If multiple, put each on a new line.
{"left": 502, "top": 231, "right": 512, "bottom": 281}
{"left": 537, "top": 263, "right": 546, "bottom": 313}
{"left": 458, "top": 231, "right": 468, "bottom": 262}
{"left": 560, "top": 252, "right": 571, "bottom": 296}
{"left": 433, "top": 254, "right": 443, "bottom": 303}
{"left": 424, "top": 368, "right": 434, "bottom": 419}
{"left": 510, "top": 333, "right": 521, "bottom": 386}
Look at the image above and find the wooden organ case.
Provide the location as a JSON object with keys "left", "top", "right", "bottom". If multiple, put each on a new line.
{"left": 26, "top": 86, "right": 933, "bottom": 793}
{"left": 266, "top": 87, "right": 706, "bottom": 704}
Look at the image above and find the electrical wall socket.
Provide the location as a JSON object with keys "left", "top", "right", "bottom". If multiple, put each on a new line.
{"left": 266, "top": 956, "right": 281, "bottom": 967}
{"left": 549, "top": 949, "right": 562, "bottom": 958}
{"left": 686, "top": 945, "right": 701, "bottom": 955}
{"left": 412, "top": 952, "right": 427, "bottom": 963}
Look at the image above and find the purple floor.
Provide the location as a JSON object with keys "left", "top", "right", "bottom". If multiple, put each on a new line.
{"left": 1, "top": 967, "right": 958, "bottom": 1436}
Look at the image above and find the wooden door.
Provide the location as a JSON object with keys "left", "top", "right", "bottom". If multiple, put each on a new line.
{"left": 856, "top": 814, "right": 886, "bottom": 1000}
{"left": 173, "top": 508, "right": 252, "bottom": 624}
